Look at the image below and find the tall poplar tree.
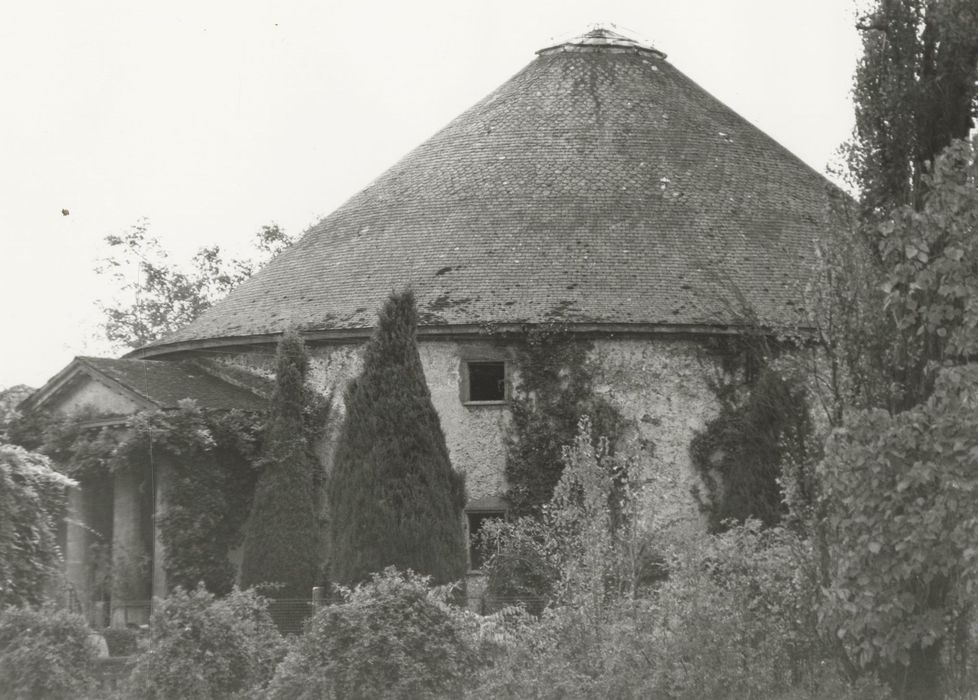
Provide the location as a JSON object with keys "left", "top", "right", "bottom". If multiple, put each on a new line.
{"left": 239, "top": 330, "right": 321, "bottom": 598}
{"left": 328, "top": 290, "right": 467, "bottom": 586}
{"left": 851, "top": 0, "right": 978, "bottom": 219}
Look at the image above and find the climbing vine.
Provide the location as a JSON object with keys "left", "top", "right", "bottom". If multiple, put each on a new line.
{"left": 121, "top": 403, "right": 261, "bottom": 594}
{"left": 13, "top": 402, "right": 261, "bottom": 594}
{"left": 503, "top": 324, "right": 624, "bottom": 517}
{"left": 689, "top": 338, "right": 815, "bottom": 532}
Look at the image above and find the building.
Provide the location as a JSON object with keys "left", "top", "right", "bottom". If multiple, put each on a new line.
{"left": 26, "top": 28, "right": 845, "bottom": 621}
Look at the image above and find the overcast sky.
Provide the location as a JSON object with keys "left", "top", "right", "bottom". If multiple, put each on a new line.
{"left": 0, "top": 0, "right": 863, "bottom": 390}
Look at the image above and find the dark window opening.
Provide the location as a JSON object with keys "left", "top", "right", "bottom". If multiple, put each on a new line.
{"left": 467, "top": 362, "right": 506, "bottom": 402}
{"left": 467, "top": 511, "right": 506, "bottom": 570}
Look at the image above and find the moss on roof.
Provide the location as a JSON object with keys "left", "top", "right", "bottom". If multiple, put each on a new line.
{"left": 146, "top": 30, "right": 848, "bottom": 353}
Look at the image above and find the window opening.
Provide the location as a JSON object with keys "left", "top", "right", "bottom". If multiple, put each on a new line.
{"left": 467, "top": 361, "right": 506, "bottom": 402}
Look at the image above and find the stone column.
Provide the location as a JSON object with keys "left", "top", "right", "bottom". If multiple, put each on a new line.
{"left": 63, "top": 485, "right": 90, "bottom": 615}
{"left": 151, "top": 458, "right": 167, "bottom": 600}
{"left": 110, "top": 466, "right": 151, "bottom": 627}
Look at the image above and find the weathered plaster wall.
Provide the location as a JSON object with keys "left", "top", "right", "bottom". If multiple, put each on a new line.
{"left": 56, "top": 378, "right": 140, "bottom": 416}
{"left": 216, "top": 335, "right": 717, "bottom": 531}
{"left": 587, "top": 337, "right": 718, "bottom": 534}
{"left": 218, "top": 340, "right": 510, "bottom": 502}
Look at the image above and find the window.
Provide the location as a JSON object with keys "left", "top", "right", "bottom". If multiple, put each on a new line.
{"left": 467, "top": 510, "right": 506, "bottom": 570}
{"left": 463, "top": 361, "right": 507, "bottom": 403}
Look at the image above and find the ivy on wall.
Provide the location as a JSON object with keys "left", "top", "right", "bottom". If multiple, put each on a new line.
{"left": 122, "top": 404, "right": 261, "bottom": 594}
{"left": 503, "top": 324, "right": 624, "bottom": 517}
{"left": 689, "top": 350, "right": 814, "bottom": 532}
{"left": 13, "top": 402, "right": 262, "bottom": 594}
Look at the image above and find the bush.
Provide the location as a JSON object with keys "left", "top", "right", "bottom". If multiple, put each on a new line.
{"left": 0, "top": 606, "right": 98, "bottom": 700}
{"left": 0, "top": 443, "right": 74, "bottom": 607}
{"left": 265, "top": 568, "right": 478, "bottom": 699}
{"left": 468, "top": 523, "right": 887, "bottom": 699}
{"left": 124, "top": 586, "right": 284, "bottom": 699}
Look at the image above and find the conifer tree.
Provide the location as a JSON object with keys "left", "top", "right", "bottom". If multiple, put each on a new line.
{"left": 239, "top": 330, "right": 321, "bottom": 598}
{"left": 328, "top": 290, "right": 467, "bottom": 586}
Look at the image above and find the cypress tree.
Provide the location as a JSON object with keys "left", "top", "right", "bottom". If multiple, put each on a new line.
{"left": 328, "top": 290, "right": 467, "bottom": 586}
{"left": 239, "top": 330, "right": 321, "bottom": 598}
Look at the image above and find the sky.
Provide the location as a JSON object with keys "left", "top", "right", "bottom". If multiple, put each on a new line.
{"left": 0, "top": 0, "right": 863, "bottom": 390}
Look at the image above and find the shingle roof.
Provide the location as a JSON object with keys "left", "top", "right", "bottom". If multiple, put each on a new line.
{"left": 145, "top": 28, "right": 848, "bottom": 353}
{"left": 77, "top": 358, "right": 270, "bottom": 411}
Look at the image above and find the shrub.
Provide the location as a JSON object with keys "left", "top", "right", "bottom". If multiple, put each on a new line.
{"left": 0, "top": 606, "right": 97, "bottom": 700}
{"left": 482, "top": 417, "right": 651, "bottom": 613}
{"left": 265, "top": 568, "right": 478, "bottom": 700}
{"left": 468, "top": 522, "right": 885, "bottom": 699}
{"left": 124, "top": 586, "right": 284, "bottom": 699}
{"left": 328, "top": 291, "right": 467, "bottom": 586}
{"left": 0, "top": 444, "right": 74, "bottom": 607}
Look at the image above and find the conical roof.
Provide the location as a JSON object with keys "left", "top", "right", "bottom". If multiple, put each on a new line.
{"left": 140, "top": 27, "right": 846, "bottom": 355}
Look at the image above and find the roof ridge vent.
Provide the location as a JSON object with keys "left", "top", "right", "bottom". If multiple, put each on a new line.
{"left": 537, "top": 25, "right": 666, "bottom": 59}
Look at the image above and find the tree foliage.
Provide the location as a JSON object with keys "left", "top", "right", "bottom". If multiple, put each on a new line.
{"left": 850, "top": 0, "right": 978, "bottom": 217}
{"left": 819, "top": 364, "right": 978, "bottom": 698}
{"left": 0, "top": 444, "right": 74, "bottom": 607}
{"left": 328, "top": 291, "right": 467, "bottom": 586}
{"left": 240, "top": 330, "right": 323, "bottom": 598}
{"left": 879, "top": 137, "right": 978, "bottom": 366}
{"left": 96, "top": 220, "right": 294, "bottom": 349}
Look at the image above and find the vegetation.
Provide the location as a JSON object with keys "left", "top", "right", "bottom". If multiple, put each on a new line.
{"left": 240, "top": 330, "right": 323, "bottom": 598}
{"left": 134, "top": 405, "right": 261, "bottom": 594}
{"left": 690, "top": 366, "right": 814, "bottom": 531}
{"left": 0, "top": 607, "right": 98, "bottom": 700}
{"left": 96, "top": 220, "right": 294, "bottom": 349}
{"left": 124, "top": 586, "right": 284, "bottom": 700}
{"left": 850, "top": 0, "right": 978, "bottom": 217}
{"left": 819, "top": 365, "right": 978, "bottom": 698}
{"left": 328, "top": 291, "right": 467, "bottom": 586}
{"left": 504, "top": 326, "right": 623, "bottom": 516}
{"left": 17, "top": 402, "right": 262, "bottom": 596}
{"left": 0, "top": 444, "right": 74, "bottom": 607}
{"left": 482, "top": 417, "right": 658, "bottom": 614}
{"left": 265, "top": 569, "right": 479, "bottom": 700}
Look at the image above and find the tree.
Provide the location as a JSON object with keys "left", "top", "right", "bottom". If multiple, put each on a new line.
{"left": 850, "top": 0, "right": 978, "bottom": 218}
{"left": 239, "top": 330, "right": 321, "bottom": 598}
{"left": 328, "top": 290, "right": 467, "bottom": 586}
{"left": 0, "top": 385, "right": 33, "bottom": 441}
{"left": 813, "top": 141, "right": 978, "bottom": 698}
{"left": 0, "top": 443, "right": 75, "bottom": 607}
{"left": 96, "top": 220, "right": 294, "bottom": 349}
{"left": 819, "top": 364, "right": 978, "bottom": 699}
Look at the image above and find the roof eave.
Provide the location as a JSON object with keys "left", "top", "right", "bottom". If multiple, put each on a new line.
{"left": 128, "top": 321, "right": 815, "bottom": 360}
